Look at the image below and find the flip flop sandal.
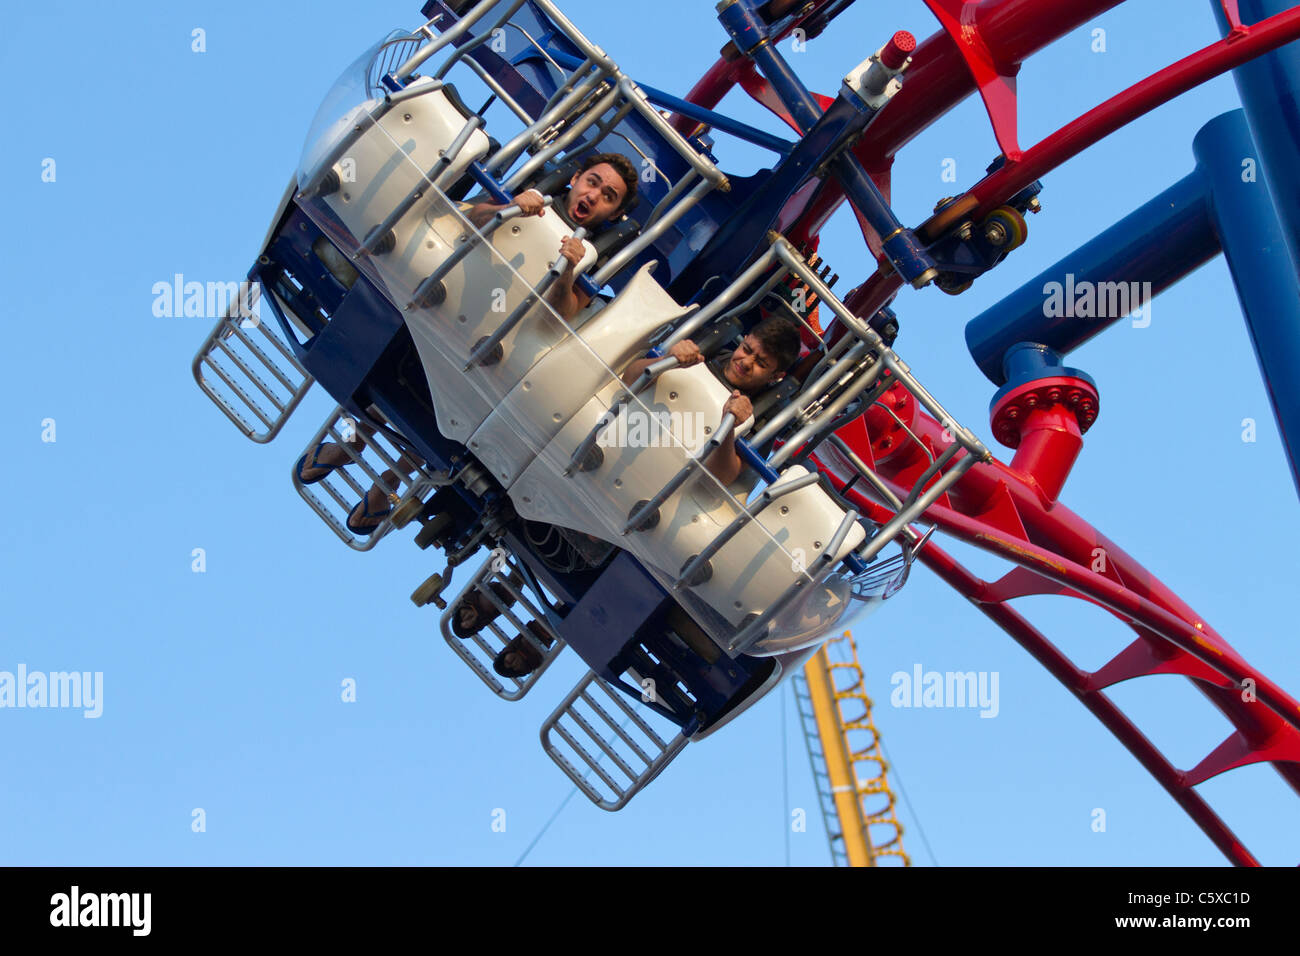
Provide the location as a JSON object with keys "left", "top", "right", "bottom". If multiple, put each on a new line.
{"left": 346, "top": 492, "right": 395, "bottom": 537}
{"left": 295, "top": 441, "right": 339, "bottom": 485}
{"left": 451, "top": 574, "right": 527, "bottom": 638}
{"left": 493, "top": 622, "right": 555, "bottom": 678}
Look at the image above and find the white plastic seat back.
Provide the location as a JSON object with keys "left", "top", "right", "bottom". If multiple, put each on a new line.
{"left": 318, "top": 79, "right": 490, "bottom": 248}
{"left": 509, "top": 363, "right": 865, "bottom": 645}
{"left": 395, "top": 197, "right": 598, "bottom": 442}
{"left": 467, "top": 263, "right": 691, "bottom": 486}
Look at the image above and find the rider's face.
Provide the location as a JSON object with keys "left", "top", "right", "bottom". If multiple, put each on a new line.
{"left": 565, "top": 163, "right": 627, "bottom": 227}
{"left": 724, "top": 335, "right": 784, "bottom": 393}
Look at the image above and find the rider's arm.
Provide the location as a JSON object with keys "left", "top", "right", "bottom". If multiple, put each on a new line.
{"left": 465, "top": 188, "right": 545, "bottom": 229}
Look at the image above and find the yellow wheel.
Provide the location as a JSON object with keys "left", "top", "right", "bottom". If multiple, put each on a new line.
{"left": 411, "top": 573, "right": 446, "bottom": 609}
{"left": 390, "top": 496, "right": 423, "bottom": 529}
{"left": 981, "top": 207, "right": 1028, "bottom": 251}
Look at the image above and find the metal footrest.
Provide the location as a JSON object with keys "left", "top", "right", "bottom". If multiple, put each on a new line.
{"left": 540, "top": 669, "right": 689, "bottom": 811}
{"left": 291, "top": 406, "right": 444, "bottom": 551}
{"left": 191, "top": 285, "right": 313, "bottom": 442}
{"left": 438, "top": 547, "right": 565, "bottom": 701}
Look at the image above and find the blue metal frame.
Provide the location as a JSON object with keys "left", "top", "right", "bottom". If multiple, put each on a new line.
{"left": 965, "top": 109, "right": 1300, "bottom": 497}
{"left": 527, "top": 46, "right": 796, "bottom": 156}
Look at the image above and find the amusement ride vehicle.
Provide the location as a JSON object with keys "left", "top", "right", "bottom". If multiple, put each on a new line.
{"left": 194, "top": 0, "right": 1300, "bottom": 865}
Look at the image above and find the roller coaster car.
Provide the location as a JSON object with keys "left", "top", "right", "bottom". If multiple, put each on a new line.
{"left": 195, "top": 3, "right": 986, "bottom": 809}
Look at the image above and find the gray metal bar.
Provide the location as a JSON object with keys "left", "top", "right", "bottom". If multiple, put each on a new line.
{"left": 748, "top": 340, "right": 872, "bottom": 449}
{"left": 564, "top": 355, "right": 679, "bottom": 475}
{"left": 529, "top": 0, "right": 618, "bottom": 71}
{"left": 532, "top": 55, "right": 597, "bottom": 119}
{"left": 223, "top": 316, "right": 301, "bottom": 393}
{"left": 552, "top": 720, "right": 625, "bottom": 795}
{"left": 500, "top": 21, "right": 571, "bottom": 78}
{"left": 828, "top": 434, "right": 904, "bottom": 511}
{"left": 591, "top": 176, "right": 716, "bottom": 285}
{"left": 673, "top": 470, "right": 822, "bottom": 588}
{"left": 896, "top": 440, "right": 961, "bottom": 512}
{"left": 590, "top": 683, "right": 662, "bottom": 759}
{"left": 612, "top": 76, "right": 729, "bottom": 185}
{"left": 856, "top": 455, "right": 977, "bottom": 565}
{"left": 358, "top": 115, "right": 484, "bottom": 255}
{"left": 661, "top": 246, "right": 781, "bottom": 348}
{"left": 642, "top": 169, "right": 699, "bottom": 233}
{"left": 621, "top": 412, "right": 736, "bottom": 535}
{"left": 769, "top": 234, "right": 989, "bottom": 460}
{"left": 201, "top": 356, "right": 274, "bottom": 429}
{"left": 210, "top": 336, "right": 284, "bottom": 410}
{"left": 799, "top": 329, "right": 857, "bottom": 392}
{"left": 459, "top": 54, "right": 533, "bottom": 124}
{"left": 464, "top": 225, "right": 587, "bottom": 367}
{"left": 728, "top": 509, "right": 860, "bottom": 654}
{"left": 487, "top": 64, "right": 608, "bottom": 174}
{"left": 771, "top": 236, "right": 886, "bottom": 351}
{"left": 766, "top": 358, "right": 887, "bottom": 468}
{"left": 394, "top": 0, "right": 528, "bottom": 80}
{"left": 881, "top": 353, "right": 988, "bottom": 456}
{"left": 568, "top": 696, "right": 642, "bottom": 782}
{"left": 504, "top": 85, "right": 621, "bottom": 191}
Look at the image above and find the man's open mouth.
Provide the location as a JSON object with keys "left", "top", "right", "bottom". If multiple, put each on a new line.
{"left": 574, "top": 199, "right": 591, "bottom": 219}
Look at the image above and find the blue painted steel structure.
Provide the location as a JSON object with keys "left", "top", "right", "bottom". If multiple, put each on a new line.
{"left": 965, "top": 108, "right": 1300, "bottom": 494}
{"left": 1215, "top": 0, "right": 1300, "bottom": 275}
{"left": 964, "top": 171, "right": 1219, "bottom": 384}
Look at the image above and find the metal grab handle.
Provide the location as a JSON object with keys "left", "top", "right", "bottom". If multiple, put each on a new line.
{"left": 407, "top": 197, "right": 552, "bottom": 309}
{"left": 621, "top": 412, "right": 736, "bottom": 535}
{"left": 673, "top": 469, "right": 822, "bottom": 589}
{"left": 359, "top": 114, "right": 485, "bottom": 256}
{"left": 564, "top": 355, "right": 679, "bottom": 476}
{"left": 465, "top": 225, "right": 589, "bottom": 369}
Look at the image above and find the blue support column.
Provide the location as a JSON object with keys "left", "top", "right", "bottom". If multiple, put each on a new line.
{"left": 964, "top": 172, "right": 1219, "bottom": 383}
{"left": 1212, "top": 0, "right": 1300, "bottom": 275}
{"left": 966, "top": 109, "right": 1300, "bottom": 497}
{"left": 1195, "top": 110, "right": 1300, "bottom": 497}
{"left": 713, "top": 0, "right": 937, "bottom": 287}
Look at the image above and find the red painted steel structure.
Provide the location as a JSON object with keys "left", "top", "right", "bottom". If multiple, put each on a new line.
{"left": 675, "top": 0, "right": 1300, "bottom": 864}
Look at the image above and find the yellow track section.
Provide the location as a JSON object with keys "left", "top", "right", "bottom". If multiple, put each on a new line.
{"left": 799, "top": 631, "right": 910, "bottom": 866}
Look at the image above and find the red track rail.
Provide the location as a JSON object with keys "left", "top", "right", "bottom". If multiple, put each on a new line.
{"left": 814, "top": 399, "right": 1300, "bottom": 865}
{"left": 670, "top": 0, "right": 1300, "bottom": 863}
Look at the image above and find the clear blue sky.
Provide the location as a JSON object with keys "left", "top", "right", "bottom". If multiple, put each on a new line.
{"left": 4, "top": 0, "right": 1298, "bottom": 866}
